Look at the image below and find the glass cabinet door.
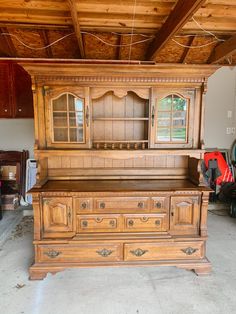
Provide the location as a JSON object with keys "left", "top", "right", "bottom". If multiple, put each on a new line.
{"left": 47, "top": 91, "right": 90, "bottom": 148}
{"left": 150, "top": 89, "right": 195, "bottom": 148}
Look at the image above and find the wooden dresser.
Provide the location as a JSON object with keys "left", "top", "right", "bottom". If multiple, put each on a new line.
{"left": 22, "top": 62, "right": 218, "bottom": 280}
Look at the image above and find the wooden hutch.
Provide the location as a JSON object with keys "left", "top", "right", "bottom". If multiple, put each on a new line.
{"left": 22, "top": 62, "right": 218, "bottom": 280}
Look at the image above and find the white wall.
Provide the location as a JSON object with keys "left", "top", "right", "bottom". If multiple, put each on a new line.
{"left": 204, "top": 66, "right": 236, "bottom": 149}
{"left": 0, "top": 119, "right": 34, "bottom": 157}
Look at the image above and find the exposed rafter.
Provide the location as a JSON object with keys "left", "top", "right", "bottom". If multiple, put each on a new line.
{"left": 39, "top": 30, "right": 53, "bottom": 58}
{"left": 181, "top": 36, "right": 196, "bottom": 64}
{"left": 208, "top": 34, "right": 236, "bottom": 64}
{"left": 0, "top": 27, "right": 18, "bottom": 57}
{"left": 67, "top": 0, "right": 85, "bottom": 58}
{"left": 146, "top": 0, "right": 206, "bottom": 61}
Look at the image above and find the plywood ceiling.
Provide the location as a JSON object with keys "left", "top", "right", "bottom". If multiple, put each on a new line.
{"left": 0, "top": 0, "right": 235, "bottom": 65}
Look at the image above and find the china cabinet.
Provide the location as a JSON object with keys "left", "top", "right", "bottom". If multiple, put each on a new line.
{"left": 21, "top": 62, "right": 218, "bottom": 280}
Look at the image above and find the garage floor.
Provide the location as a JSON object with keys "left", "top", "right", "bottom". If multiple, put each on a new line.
{"left": 0, "top": 211, "right": 236, "bottom": 314}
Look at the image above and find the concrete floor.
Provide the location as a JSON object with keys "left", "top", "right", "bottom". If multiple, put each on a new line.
{"left": 0, "top": 212, "right": 236, "bottom": 314}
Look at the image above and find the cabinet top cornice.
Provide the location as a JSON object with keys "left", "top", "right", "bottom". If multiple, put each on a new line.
{"left": 20, "top": 62, "right": 220, "bottom": 81}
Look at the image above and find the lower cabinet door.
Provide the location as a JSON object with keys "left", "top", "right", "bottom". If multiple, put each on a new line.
{"left": 124, "top": 241, "right": 204, "bottom": 261}
{"left": 42, "top": 197, "right": 75, "bottom": 238}
{"left": 37, "top": 243, "right": 122, "bottom": 263}
{"left": 170, "top": 196, "right": 200, "bottom": 235}
{"left": 123, "top": 214, "right": 168, "bottom": 232}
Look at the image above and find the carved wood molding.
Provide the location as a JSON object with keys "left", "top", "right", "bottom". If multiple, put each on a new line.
{"left": 35, "top": 76, "right": 206, "bottom": 84}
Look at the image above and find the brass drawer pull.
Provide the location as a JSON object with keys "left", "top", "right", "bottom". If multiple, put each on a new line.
{"left": 96, "top": 248, "right": 113, "bottom": 257}
{"left": 44, "top": 249, "right": 61, "bottom": 259}
{"left": 128, "top": 219, "right": 134, "bottom": 227}
{"left": 155, "top": 220, "right": 161, "bottom": 226}
{"left": 82, "top": 220, "right": 88, "bottom": 227}
{"left": 155, "top": 202, "right": 162, "bottom": 208}
{"left": 81, "top": 202, "right": 87, "bottom": 209}
{"left": 138, "top": 202, "right": 144, "bottom": 208}
{"left": 130, "top": 248, "right": 148, "bottom": 257}
{"left": 181, "top": 247, "right": 198, "bottom": 255}
{"left": 99, "top": 202, "right": 105, "bottom": 209}
{"left": 142, "top": 216, "right": 148, "bottom": 222}
{"left": 109, "top": 219, "right": 116, "bottom": 227}
{"left": 95, "top": 217, "right": 102, "bottom": 223}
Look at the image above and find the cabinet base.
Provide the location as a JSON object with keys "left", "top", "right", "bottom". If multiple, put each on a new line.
{"left": 29, "top": 258, "right": 212, "bottom": 280}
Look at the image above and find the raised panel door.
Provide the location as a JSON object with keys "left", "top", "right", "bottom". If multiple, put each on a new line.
{"left": 0, "top": 62, "right": 12, "bottom": 118}
{"left": 42, "top": 197, "right": 74, "bottom": 238}
{"left": 170, "top": 196, "right": 200, "bottom": 235}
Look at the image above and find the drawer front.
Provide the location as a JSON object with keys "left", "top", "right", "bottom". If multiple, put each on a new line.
{"left": 74, "top": 198, "right": 93, "bottom": 214}
{"left": 77, "top": 215, "right": 121, "bottom": 233}
{"left": 151, "top": 197, "right": 169, "bottom": 212}
{"left": 124, "top": 241, "right": 204, "bottom": 261}
{"left": 123, "top": 214, "right": 168, "bottom": 232}
{"left": 94, "top": 197, "right": 149, "bottom": 213}
{"left": 38, "top": 243, "right": 122, "bottom": 263}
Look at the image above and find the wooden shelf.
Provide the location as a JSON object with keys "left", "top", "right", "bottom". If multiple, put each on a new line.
{"left": 93, "top": 117, "right": 149, "bottom": 121}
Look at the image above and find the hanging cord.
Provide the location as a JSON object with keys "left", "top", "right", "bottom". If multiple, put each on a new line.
{"left": 172, "top": 38, "right": 219, "bottom": 48}
{"left": 128, "top": 0, "right": 137, "bottom": 62}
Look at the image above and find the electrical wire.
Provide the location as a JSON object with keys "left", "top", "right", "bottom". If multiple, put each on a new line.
{"left": 0, "top": 31, "right": 153, "bottom": 50}
{"left": 171, "top": 38, "right": 219, "bottom": 48}
{"left": 0, "top": 32, "right": 75, "bottom": 50}
{"left": 192, "top": 16, "right": 225, "bottom": 42}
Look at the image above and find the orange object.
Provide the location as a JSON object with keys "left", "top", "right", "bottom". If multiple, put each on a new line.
{"left": 204, "top": 151, "right": 234, "bottom": 185}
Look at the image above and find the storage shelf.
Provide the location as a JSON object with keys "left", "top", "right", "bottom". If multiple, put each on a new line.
{"left": 93, "top": 140, "right": 148, "bottom": 143}
{"left": 93, "top": 117, "right": 149, "bottom": 121}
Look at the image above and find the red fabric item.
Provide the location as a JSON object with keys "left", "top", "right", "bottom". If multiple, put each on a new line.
{"left": 204, "top": 151, "right": 234, "bottom": 184}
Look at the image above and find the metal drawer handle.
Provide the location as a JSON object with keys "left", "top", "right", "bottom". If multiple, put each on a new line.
{"left": 130, "top": 248, "right": 148, "bottom": 257}
{"left": 95, "top": 217, "right": 102, "bottom": 223}
{"left": 81, "top": 202, "right": 87, "bottom": 209}
{"left": 99, "top": 202, "right": 105, "bottom": 209}
{"left": 44, "top": 249, "right": 61, "bottom": 259}
{"left": 96, "top": 249, "right": 113, "bottom": 257}
{"left": 181, "top": 247, "right": 198, "bottom": 255}
{"left": 155, "top": 202, "right": 162, "bottom": 208}
{"left": 82, "top": 220, "right": 88, "bottom": 227}
{"left": 109, "top": 219, "right": 116, "bottom": 227}
{"left": 128, "top": 219, "right": 134, "bottom": 227}
{"left": 138, "top": 202, "right": 144, "bottom": 208}
{"left": 155, "top": 220, "right": 161, "bottom": 226}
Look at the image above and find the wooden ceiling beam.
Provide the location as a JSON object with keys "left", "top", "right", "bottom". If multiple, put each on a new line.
{"left": 146, "top": 0, "right": 206, "bottom": 61}
{"left": 0, "top": 27, "right": 18, "bottom": 57}
{"left": 67, "top": 0, "right": 85, "bottom": 58}
{"left": 39, "top": 30, "right": 53, "bottom": 58}
{"left": 181, "top": 36, "right": 195, "bottom": 64}
{"left": 208, "top": 34, "right": 236, "bottom": 64}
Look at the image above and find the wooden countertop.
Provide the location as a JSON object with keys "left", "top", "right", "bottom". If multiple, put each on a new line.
{"left": 30, "top": 179, "right": 211, "bottom": 193}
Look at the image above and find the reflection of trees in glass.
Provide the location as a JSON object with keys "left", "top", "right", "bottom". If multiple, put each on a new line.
{"left": 52, "top": 93, "right": 84, "bottom": 143}
{"left": 157, "top": 94, "right": 188, "bottom": 143}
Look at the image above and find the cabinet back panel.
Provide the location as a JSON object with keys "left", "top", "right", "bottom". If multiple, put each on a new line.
{"left": 92, "top": 91, "right": 149, "bottom": 143}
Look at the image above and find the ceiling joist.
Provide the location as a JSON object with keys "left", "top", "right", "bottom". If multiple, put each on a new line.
{"left": 146, "top": 0, "right": 206, "bottom": 61}
{"left": 208, "top": 34, "right": 236, "bottom": 64}
{"left": 39, "top": 30, "right": 53, "bottom": 58}
{"left": 0, "top": 27, "right": 17, "bottom": 57}
{"left": 67, "top": 0, "right": 85, "bottom": 58}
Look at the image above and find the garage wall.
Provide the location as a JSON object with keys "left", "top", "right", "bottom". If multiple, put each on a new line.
{"left": 204, "top": 66, "right": 236, "bottom": 150}
{"left": 0, "top": 66, "right": 235, "bottom": 157}
{"left": 0, "top": 119, "right": 34, "bottom": 157}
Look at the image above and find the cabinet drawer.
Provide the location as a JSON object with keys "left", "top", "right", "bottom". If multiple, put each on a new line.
{"left": 124, "top": 241, "right": 204, "bottom": 261}
{"left": 77, "top": 215, "right": 121, "bottom": 233}
{"left": 74, "top": 198, "right": 93, "bottom": 214}
{"left": 38, "top": 243, "right": 122, "bottom": 263}
{"left": 94, "top": 197, "right": 149, "bottom": 213}
{"left": 151, "top": 197, "right": 169, "bottom": 212}
{"left": 123, "top": 214, "right": 168, "bottom": 232}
